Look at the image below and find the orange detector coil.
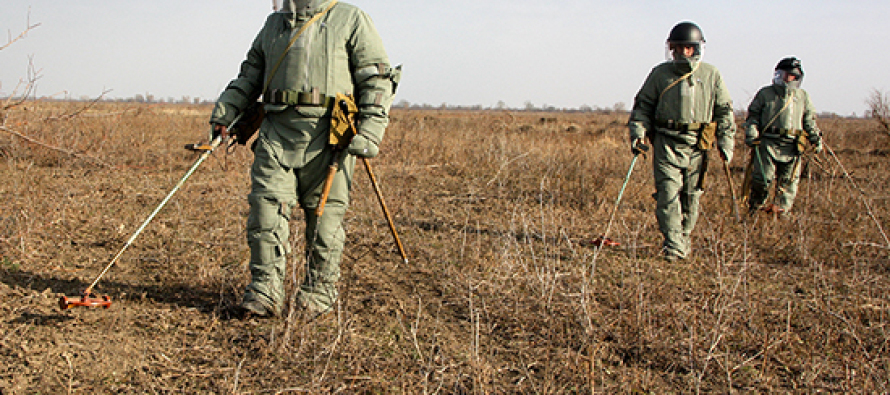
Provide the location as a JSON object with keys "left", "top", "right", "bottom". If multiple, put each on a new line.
{"left": 58, "top": 293, "right": 112, "bottom": 310}
{"left": 590, "top": 236, "right": 621, "bottom": 247}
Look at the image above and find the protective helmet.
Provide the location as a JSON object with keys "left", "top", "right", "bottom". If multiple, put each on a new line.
{"left": 772, "top": 57, "right": 804, "bottom": 88}
{"left": 775, "top": 57, "right": 804, "bottom": 78}
{"left": 667, "top": 22, "right": 705, "bottom": 45}
{"left": 666, "top": 21, "right": 705, "bottom": 60}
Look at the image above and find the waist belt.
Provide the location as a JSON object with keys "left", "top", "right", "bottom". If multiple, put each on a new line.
{"left": 763, "top": 127, "right": 803, "bottom": 138}
{"left": 263, "top": 89, "right": 335, "bottom": 107}
{"left": 655, "top": 120, "right": 707, "bottom": 132}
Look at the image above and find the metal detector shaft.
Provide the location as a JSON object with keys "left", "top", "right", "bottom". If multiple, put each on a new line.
{"left": 740, "top": 144, "right": 761, "bottom": 207}
{"left": 597, "top": 143, "right": 648, "bottom": 248}
{"left": 316, "top": 149, "right": 344, "bottom": 217}
{"left": 361, "top": 157, "right": 409, "bottom": 264}
{"left": 722, "top": 159, "right": 741, "bottom": 222}
{"left": 82, "top": 117, "right": 240, "bottom": 296}
{"left": 322, "top": 99, "right": 408, "bottom": 263}
{"left": 606, "top": 154, "right": 640, "bottom": 226}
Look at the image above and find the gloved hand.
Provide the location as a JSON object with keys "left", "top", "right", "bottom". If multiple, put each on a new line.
{"left": 717, "top": 144, "right": 733, "bottom": 163}
{"left": 347, "top": 134, "right": 379, "bottom": 158}
{"left": 627, "top": 122, "right": 648, "bottom": 153}
{"left": 744, "top": 124, "right": 759, "bottom": 147}
{"left": 812, "top": 140, "right": 824, "bottom": 154}
{"left": 210, "top": 123, "right": 228, "bottom": 142}
{"left": 630, "top": 138, "right": 648, "bottom": 156}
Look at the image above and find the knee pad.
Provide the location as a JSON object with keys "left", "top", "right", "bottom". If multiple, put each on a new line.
{"left": 247, "top": 195, "right": 294, "bottom": 262}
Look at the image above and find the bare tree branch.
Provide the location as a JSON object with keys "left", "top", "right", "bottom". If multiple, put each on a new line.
{"left": 2, "top": 56, "right": 43, "bottom": 111}
{"left": 1, "top": 10, "right": 40, "bottom": 51}
{"left": 1, "top": 12, "right": 113, "bottom": 168}
{"left": 44, "top": 89, "right": 113, "bottom": 121}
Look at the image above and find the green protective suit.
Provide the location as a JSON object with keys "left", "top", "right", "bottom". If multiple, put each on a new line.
{"left": 628, "top": 59, "right": 736, "bottom": 258}
{"left": 744, "top": 84, "right": 821, "bottom": 212}
{"left": 209, "top": 0, "right": 398, "bottom": 315}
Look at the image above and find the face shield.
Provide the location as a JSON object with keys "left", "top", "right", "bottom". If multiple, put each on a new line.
{"left": 665, "top": 42, "right": 704, "bottom": 62}
{"left": 772, "top": 69, "right": 803, "bottom": 89}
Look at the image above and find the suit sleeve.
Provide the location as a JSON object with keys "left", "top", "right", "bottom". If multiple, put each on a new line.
{"left": 348, "top": 10, "right": 398, "bottom": 147}
{"left": 744, "top": 90, "right": 765, "bottom": 141}
{"left": 628, "top": 70, "right": 658, "bottom": 141}
{"left": 713, "top": 70, "right": 736, "bottom": 152}
{"left": 802, "top": 91, "right": 822, "bottom": 145}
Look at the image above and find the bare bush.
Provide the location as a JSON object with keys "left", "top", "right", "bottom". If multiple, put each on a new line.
{"left": 866, "top": 88, "right": 890, "bottom": 136}
{"left": 1, "top": 13, "right": 41, "bottom": 108}
{"left": 1, "top": 19, "right": 116, "bottom": 166}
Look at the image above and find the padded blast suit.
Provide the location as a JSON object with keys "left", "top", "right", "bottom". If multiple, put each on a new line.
{"left": 210, "top": 0, "right": 398, "bottom": 316}
{"left": 628, "top": 58, "right": 736, "bottom": 259}
{"left": 744, "top": 83, "right": 821, "bottom": 212}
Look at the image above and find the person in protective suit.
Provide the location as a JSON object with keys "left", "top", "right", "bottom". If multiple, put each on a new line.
{"left": 743, "top": 57, "right": 822, "bottom": 215}
{"left": 627, "top": 21, "right": 736, "bottom": 261}
{"left": 209, "top": 0, "right": 399, "bottom": 318}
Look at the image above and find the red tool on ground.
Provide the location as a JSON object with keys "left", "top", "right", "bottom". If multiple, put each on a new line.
{"left": 589, "top": 236, "right": 621, "bottom": 247}
{"left": 58, "top": 293, "right": 111, "bottom": 310}
{"left": 761, "top": 203, "right": 785, "bottom": 215}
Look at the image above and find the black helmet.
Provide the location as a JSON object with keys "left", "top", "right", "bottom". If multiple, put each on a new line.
{"left": 775, "top": 57, "right": 804, "bottom": 78}
{"left": 667, "top": 21, "right": 705, "bottom": 45}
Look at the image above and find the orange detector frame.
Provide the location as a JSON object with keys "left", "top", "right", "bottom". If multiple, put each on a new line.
{"left": 59, "top": 293, "right": 112, "bottom": 310}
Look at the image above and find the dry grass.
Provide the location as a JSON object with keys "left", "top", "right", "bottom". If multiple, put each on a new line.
{"left": 1, "top": 102, "right": 888, "bottom": 393}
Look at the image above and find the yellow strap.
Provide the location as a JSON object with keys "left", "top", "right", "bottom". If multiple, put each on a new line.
{"left": 659, "top": 61, "right": 700, "bottom": 100}
{"left": 262, "top": 0, "right": 339, "bottom": 94}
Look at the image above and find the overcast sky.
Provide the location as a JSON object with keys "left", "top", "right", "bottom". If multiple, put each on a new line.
{"left": 2, "top": 0, "right": 888, "bottom": 116}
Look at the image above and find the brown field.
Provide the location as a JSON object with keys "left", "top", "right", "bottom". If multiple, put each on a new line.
{"left": 0, "top": 101, "right": 888, "bottom": 393}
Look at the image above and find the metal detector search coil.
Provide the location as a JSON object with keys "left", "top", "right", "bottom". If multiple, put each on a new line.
{"left": 59, "top": 293, "right": 112, "bottom": 310}
{"left": 590, "top": 236, "right": 621, "bottom": 247}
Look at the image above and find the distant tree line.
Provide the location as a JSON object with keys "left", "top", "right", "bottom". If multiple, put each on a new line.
{"left": 390, "top": 99, "right": 630, "bottom": 114}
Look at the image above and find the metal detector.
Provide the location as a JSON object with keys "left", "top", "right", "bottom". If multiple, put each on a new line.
{"left": 59, "top": 114, "right": 244, "bottom": 310}
{"left": 590, "top": 140, "right": 649, "bottom": 247}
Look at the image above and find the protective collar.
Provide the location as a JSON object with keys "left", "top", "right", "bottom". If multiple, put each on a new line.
{"left": 671, "top": 56, "right": 701, "bottom": 75}
{"left": 280, "top": 0, "right": 332, "bottom": 21}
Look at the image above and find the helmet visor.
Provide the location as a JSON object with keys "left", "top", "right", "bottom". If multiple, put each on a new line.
{"left": 665, "top": 42, "right": 704, "bottom": 62}
{"left": 773, "top": 70, "right": 803, "bottom": 88}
